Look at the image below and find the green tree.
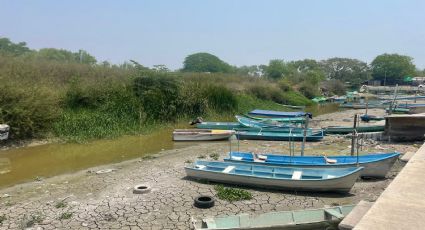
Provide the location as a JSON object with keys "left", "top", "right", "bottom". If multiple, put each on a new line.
{"left": 30, "top": 48, "right": 97, "bottom": 64}
{"left": 371, "top": 53, "right": 416, "bottom": 84}
{"left": 265, "top": 59, "right": 292, "bottom": 79}
{"left": 0, "top": 37, "right": 32, "bottom": 56}
{"left": 182, "top": 52, "right": 233, "bottom": 73}
{"left": 320, "top": 58, "right": 370, "bottom": 87}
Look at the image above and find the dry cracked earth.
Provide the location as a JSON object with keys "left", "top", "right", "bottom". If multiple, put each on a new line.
{"left": 0, "top": 139, "right": 417, "bottom": 230}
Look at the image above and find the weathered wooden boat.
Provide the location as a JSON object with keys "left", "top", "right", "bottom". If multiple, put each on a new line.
{"left": 192, "top": 204, "right": 355, "bottom": 230}
{"left": 196, "top": 122, "right": 243, "bottom": 130}
{"left": 324, "top": 125, "right": 384, "bottom": 134}
{"left": 360, "top": 114, "right": 384, "bottom": 122}
{"left": 236, "top": 130, "right": 324, "bottom": 142}
{"left": 248, "top": 109, "right": 312, "bottom": 118}
{"left": 225, "top": 152, "right": 400, "bottom": 178}
{"left": 236, "top": 115, "right": 293, "bottom": 128}
{"left": 185, "top": 160, "right": 363, "bottom": 192}
{"left": 173, "top": 129, "right": 235, "bottom": 141}
{"left": 243, "top": 114, "right": 306, "bottom": 124}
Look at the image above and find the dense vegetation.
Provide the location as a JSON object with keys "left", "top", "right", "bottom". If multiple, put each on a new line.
{"left": 0, "top": 37, "right": 423, "bottom": 141}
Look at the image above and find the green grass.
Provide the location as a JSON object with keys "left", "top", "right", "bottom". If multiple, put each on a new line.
{"left": 214, "top": 185, "right": 253, "bottom": 202}
{"left": 209, "top": 153, "right": 219, "bottom": 160}
{"left": 58, "top": 212, "right": 73, "bottom": 220}
{"left": 55, "top": 201, "right": 67, "bottom": 209}
{"left": 0, "top": 215, "right": 6, "bottom": 225}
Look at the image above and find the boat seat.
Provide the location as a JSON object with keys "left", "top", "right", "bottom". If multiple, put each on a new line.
{"left": 222, "top": 166, "right": 235, "bottom": 173}
{"left": 324, "top": 208, "right": 344, "bottom": 219}
{"left": 324, "top": 156, "right": 337, "bottom": 164}
{"left": 257, "top": 155, "right": 267, "bottom": 160}
{"left": 292, "top": 171, "right": 302, "bottom": 180}
{"left": 323, "top": 174, "right": 336, "bottom": 179}
{"left": 195, "top": 165, "right": 206, "bottom": 169}
{"left": 231, "top": 156, "right": 243, "bottom": 161}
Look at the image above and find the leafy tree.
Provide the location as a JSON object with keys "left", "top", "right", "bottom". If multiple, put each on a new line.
{"left": 30, "top": 48, "right": 97, "bottom": 64}
{"left": 320, "top": 58, "right": 370, "bottom": 87}
{"left": 153, "top": 64, "right": 170, "bottom": 72}
{"left": 371, "top": 53, "right": 416, "bottom": 84}
{"left": 182, "top": 52, "right": 233, "bottom": 73}
{"left": 289, "top": 59, "right": 322, "bottom": 73}
{"left": 0, "top": 37, "right": 32, "bottom": 56}
{"left": 265, "top": 59, "right": 292, "bottom": 79}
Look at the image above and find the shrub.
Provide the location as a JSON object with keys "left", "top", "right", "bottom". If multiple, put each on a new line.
{"left": 214, "top": 185, "right": 252, "bottom": 202}
{"left": 0, "top": 83, "right": 60, "bottom": 139}
{"left": 133, "top": 75, "right": 179, "bottom": 121}
{"left": 299, "top": 82, "right": 320, "bottom": 99}
{"left": 204, "top": 85, "right": 237, "bottom": 112}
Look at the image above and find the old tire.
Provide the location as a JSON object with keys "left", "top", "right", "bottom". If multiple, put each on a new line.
{"left": 133, "top": 184, "right": 151, "bottom": 194}
{"left": 194, "top": 195, "right": 214, "bottom": 209}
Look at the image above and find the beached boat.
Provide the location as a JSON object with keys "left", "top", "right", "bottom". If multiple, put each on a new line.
{"left": 279, "top": 104, "right": 306, "bottom": 109}
{"left": 226, "top": 152, "right": 400, "bottom": 178}
{"left": 196, "top": 122, "right": 307, "bottom": 133}
{"left": 386, "top": 107, "right": 410, "bottom": 114}
{"left": 248, "top": 109, "right": 312, "bottom": 118}
{"left": 324, "top": 125, "right": 384, "bottom": 134}
{"left": 243, "top": 114, "right": 306, "bottom": 124}
{"left": 235, "top": 115, "right": 293, "bottom": 128}
{"left": 236, "top": 130, "right": 324, "bottom": 142}
{"left": 192, "top": 204, "right": 355, "bottom": 230}
{"left": 185, "top": 160, "right": 363, "bottom": 192}
{"left": 360, "top": 114, "right": 384, "bottom": 122}
{"left": 196, "top": 122, "right": 243, "bottom": 130}
{"left": 339, "top": 103, "right": 386, "bottom": 109}
{"left": 173, "top": 129, "right": 235, "bottom": 141}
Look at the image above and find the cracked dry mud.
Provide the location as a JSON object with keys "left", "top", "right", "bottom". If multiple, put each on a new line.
{"left": 0, "top": 138, "right": 416, "bottom": 229}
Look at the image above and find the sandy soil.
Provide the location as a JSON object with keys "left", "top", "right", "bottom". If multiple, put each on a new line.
{"left": 0, "top": 109, "right": 420, "bottom": 230}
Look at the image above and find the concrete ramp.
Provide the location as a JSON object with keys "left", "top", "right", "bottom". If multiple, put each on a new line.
{"left": 354, "top": 143, "right": 425, "bottom": 230}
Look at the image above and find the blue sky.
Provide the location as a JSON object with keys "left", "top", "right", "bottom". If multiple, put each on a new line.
{"left": 1, "top": 0, "right": 424, "bottom": 70}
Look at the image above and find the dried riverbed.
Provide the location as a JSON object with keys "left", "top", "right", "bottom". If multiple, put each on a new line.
{"left": 0, "top": 109, "right": 420, "bottom": 229}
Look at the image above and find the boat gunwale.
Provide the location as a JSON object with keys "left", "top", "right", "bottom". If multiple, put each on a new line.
{"left": 225, "top": 152, "right": 400, "bottom": 166}
{"left": 185, "top": 161, "right": 364, "bottom": 182}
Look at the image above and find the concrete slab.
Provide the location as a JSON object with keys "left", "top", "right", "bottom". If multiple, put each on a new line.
{"left": 339, "top": 200, "right": 373, "bottom": 230}
{"left": 400, "top": 151, "right": 415, "bottom": 162}
{"left": 354, "top": 142, "right": 425, "bottom": 230}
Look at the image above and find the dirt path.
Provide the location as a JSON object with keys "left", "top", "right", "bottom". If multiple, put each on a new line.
{"left": 0, "top": 109, "right": 420, "bottom": 229}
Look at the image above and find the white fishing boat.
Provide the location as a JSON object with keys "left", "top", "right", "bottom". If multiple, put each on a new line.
{"left": 173, "top": 129, "right": 235, "bottom": 141}
{"left": 0, "top": 124, "right": 9, "bottom": 141}
{"left": 185, "top": 160, "right": 363, "bottom": 193}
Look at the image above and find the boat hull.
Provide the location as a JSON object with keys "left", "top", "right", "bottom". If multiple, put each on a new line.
{"left": 225, "top": 152, "right": 399, "bottom": 178}
{"left": 236, "top": 131, "right": 323, "bottom": 142}
{"left": 173, "top": 130, "right": 235, "bottom": 141}
{"left": 185, "top": 162, "right": 362, "bottom": 193}
{"left": 185, "top": 168, "right": 360, "bottom": 193}
{"left": 193, "top": 205, "right": 355, "bottom": 230}
{"left": 325, "top": 125, "right": 384, "bottom": 134}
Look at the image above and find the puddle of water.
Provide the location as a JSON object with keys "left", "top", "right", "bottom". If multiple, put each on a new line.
{"left": 0, "top": 127, "right": 194, "bottom": 189}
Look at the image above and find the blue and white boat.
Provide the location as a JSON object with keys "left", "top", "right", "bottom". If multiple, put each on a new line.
{"left": 185, "top": 160, "right": 363, "bottom": 193}
{"left": 235, "top": 115, "right": 295, "bottom": 129}
{"left": 225, "top": 152, "right": 400, "bottom": 178}
{"left": 248, "top": 109, "right": 312, "bottom": 118}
